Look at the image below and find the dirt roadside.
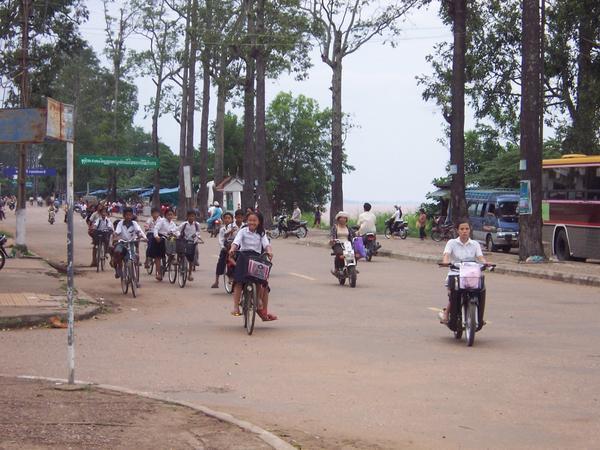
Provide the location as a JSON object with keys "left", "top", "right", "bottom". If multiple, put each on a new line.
{"left": 0, "top": 376, "right": 271, "bottom": 449}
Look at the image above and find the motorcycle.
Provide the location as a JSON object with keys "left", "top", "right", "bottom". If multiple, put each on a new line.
{"left": 331, "top": 238, "right": 358, "bottom": 288}
{"left": 209, "top": 219, "right": 222, "bottom": 238}
{"left": 438, "top": 261, "right": 495, "bottom": 346}
{"left": 431, "top": 217, "right": 457, "bottom": 242}
{"left": 268, "top": 215, "right": 308, "bottom": 239}
{"left": 48, "top": 209, "right": 55, "bottom": 225}
{"left": 0, "top": 234, "right": 8, "bottom": 271}
{"left": 384, "top": 218, "right": 408, "bottom": 239}
{"left": 363, "top": 233, "right": 381, "bottom": 261}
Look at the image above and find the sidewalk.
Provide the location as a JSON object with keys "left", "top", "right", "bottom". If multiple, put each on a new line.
{"left": 297, "top": 229, "right": 600, "bottom": 287}
{"left": 0, "top": 376, "right": 273, "bottom": 449}
{"left": 0, "top": 241, "right": 101, "bottom": 329}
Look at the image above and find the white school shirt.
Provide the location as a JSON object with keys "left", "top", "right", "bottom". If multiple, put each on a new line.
{"left": 357, "top": 211, "right": 376, "bottom": 234}
{"left": 232, "top": 226, "right": 270, "bottom": 253}
{"left": 94, "top": 217, "right": 114, "bottom": 233}
{"left": 178, "top": 221, "right": 201, "bottom": 242}
{"left": 443, "top": 238, "right": 483, "bottom": 264}
{"left": 154, "top": 217, "right": 179, "bottom": 238}
{"left": 145, "top": 217, "right": 159, "bottom": 233}
{"left": 115, "top": 220, "right": 145, "bottom": 241}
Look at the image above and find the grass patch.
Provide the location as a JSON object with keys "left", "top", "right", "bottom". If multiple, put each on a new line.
{"left": 0, "top": 229, "right": 13, "bottom": 238}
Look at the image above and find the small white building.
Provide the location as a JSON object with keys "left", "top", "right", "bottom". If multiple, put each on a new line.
{"left": 215, "top": 176, "right": 244, "bottom": 212}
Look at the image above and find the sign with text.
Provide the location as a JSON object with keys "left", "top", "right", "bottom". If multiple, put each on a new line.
{"left": 2, "top": 167, "right": 57, "bottom": 177}
{"left": 46, "top": 98, "right": 74, "bottom": 142}
{"left": 78, "top": 155, "right": 159, "bottom": 168}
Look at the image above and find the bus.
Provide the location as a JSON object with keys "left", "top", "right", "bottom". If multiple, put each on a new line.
{"left": 542, "top": 154, "right": 600, "bottom": 261}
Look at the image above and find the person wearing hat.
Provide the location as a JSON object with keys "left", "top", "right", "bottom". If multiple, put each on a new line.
{"left": 329, "top": 211, "right": 356, "bottom": 276}
{"left": 207, "top": 201, "right": 223, "bottom": 234}
{"left": 389, "top": 204, "right": 403, "bottom": 233}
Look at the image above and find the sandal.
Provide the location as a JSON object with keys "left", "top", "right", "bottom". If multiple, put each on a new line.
{"left": 231, "top": 311, "right": 242, "bottom": 317}
{"left": 258, "top": 310, "right": 278, "bottom": 321}
{"left": 438, "top": 309, "right": 449, "bottom": 324}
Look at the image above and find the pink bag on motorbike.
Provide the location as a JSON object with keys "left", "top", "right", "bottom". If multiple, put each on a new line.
{"left": 459, "top": 264, "right": 481, "bottom": 289}
{"left": 352, "top": 237, "right": 366, "bottom": 259}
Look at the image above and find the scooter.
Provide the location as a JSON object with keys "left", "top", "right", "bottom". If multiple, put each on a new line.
{"left": 431, "top": 217, "right": 457, "bottom": 242}
{"left": 331, "top": 239, "right": 358, "bottom": 288}
{"left": 363, "top": 233, "right": 381, "bottom": 262}
{"left": 209, "top": 219, "right": 222, "bottom": 238}
{"left": 438, "top": 261, "right": 495, "bottom": 347}
{"left": 0, "top": 234, "right": 8, "bottom": 271}
{"left": 384, "top": 218, "right": 408, "bottom": 239}
{"left": 269, "top": 215, "right": 308, "bottom": 239}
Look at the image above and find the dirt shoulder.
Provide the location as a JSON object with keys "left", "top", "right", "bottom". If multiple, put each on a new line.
{"left": 0, "top": 377, "right": 271, "bottom": 449}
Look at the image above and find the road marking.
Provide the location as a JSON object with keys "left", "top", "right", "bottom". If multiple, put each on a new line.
{"left": 288, "top": 272, "right": 317, "bottom": 281}
{"left": 428, "top": 307, "right": 443, "bottom": 312}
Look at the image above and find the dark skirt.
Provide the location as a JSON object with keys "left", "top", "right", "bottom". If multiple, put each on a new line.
{"left": 233, "top": 250, "right": 263, "bottom": 284}
{"left": 149, "top": 236, "right": 165, "bottom": 259}
{"left": 216, "top": 248, "right": 228, "bottom": 276}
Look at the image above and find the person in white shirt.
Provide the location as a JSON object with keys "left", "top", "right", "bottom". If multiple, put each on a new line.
{"left": 228, "top": 211, "right": 277, "bottom": 321}
{"left": 152, "top": 208, "right": 178, "bottom": 281}
{"left": 177, "top": 210, "right": 203, "bottom": 281}
{"left": 211, "top": 212, "right": 234, "bottom": 288}
{"left": 112, "top": 207, "right": 146, "bottom": 279}
{"left": 144, "top": 207, "right": 161, "bottom": 268}
{"left": 389, "top": 205, "right": 403, "bottom": 232}
{"left": 91, "top": 207, "right": 113, "bottom": 267}
{"left": 289, "top": 202, "right": 302, "bottom": 228}
{"left": 440, "top": 219, "right": 488, "bottom": 323}
{"left": 357, "top": 202, "right": 377, "bottom": 235}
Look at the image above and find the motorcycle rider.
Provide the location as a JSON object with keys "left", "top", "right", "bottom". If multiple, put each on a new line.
{"left": 329, "top": 211, "right": 355, "bottom": 277}
{"left": 439, "top": 219, "right": 488, "bottom": 324}
{"left": 389, "top": 205, "right": 403, "bottom": 233}
{"left": 357, "top": 202, "right": 377, "bottom": 237}
{"left": 288, "top": 202, "right": 302, "bottom": 229}
{"left": 207, "top": 201, "right": 223, "bottom": 234}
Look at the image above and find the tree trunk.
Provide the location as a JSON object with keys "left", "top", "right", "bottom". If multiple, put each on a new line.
{"left": 449, "top": 0, "right": 467, "bottom": 224}
{"left": 152, "top": 76, "right": 163, "bottom": 209}
{"left": 519, "top": 0, "right": 545, "bottom": 260}
{"left": 183, "top": 0, "right": 198, "bottom": 217}
{"left": 109, "top": 56, "right": 120, "bottom": 202}
{"left": 254, "top": 0, "right": 272, "bottom": 224}
{"left": 177, "top": 6, "right": 191, "bottom": 220}
{"left": 241, "top": 0, "right": 256, "bottom": 209}
{"left": 197, "top": 56, "right": 210, "bottom": 220}
{"left": 329, "top": 30, "right": 344, "bottom": 226}
{"left": 213, "top": 76, "right": 226, "bottom": 205}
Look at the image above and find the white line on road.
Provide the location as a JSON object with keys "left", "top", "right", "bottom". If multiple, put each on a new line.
{"left": 428, "top": 307, "right": 443, "bottom": 312}
{"left": 288, "top": 272, "right": 317, "bottom": 281}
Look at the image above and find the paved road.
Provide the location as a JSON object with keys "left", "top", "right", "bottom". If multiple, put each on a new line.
{"left": 1, "top": 208, "right": 599, "bottom": 449}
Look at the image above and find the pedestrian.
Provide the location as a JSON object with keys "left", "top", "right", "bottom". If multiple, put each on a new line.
{"left": 313, "top": 205, "right": 321, "bottom": 228}
{"left": 417, "top": 208, "right": 427, "bottom": 240}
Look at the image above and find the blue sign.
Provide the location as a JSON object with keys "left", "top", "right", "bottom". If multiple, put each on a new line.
{"left": 2, "top": 167, "right": 57, "bottom": 177}
{"left": 0, "top": 108, "right": 47, "bottom": 143}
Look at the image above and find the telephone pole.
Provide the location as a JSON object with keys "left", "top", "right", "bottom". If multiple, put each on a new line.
{"left": 16, "top": 0, "right": 30, "bottom": 250}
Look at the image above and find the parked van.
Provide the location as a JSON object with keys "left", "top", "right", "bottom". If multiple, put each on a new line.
{"left": 465, "top": 189, "right": 519, "bottom": 252}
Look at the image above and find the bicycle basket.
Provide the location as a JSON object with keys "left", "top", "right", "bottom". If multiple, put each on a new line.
{"left": 175, "top": 238, "right": 187, "bottom": 255}
{"left": 165, "top": 238, "right": 177, "bottom": 255}
{"left": 459, "top": 265, "right": 481, "bottom": 289}
{"left": 247, "top": 256, "right": 272, "bottom": 282}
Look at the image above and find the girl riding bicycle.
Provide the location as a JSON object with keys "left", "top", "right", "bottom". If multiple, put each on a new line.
{"left": 153, "top": 208, "right": 178, "bottom": 281}
{"left": 228, "top": 211, "right": 277, "bottom": 321}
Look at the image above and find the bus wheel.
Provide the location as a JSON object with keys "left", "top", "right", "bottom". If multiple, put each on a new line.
{"left": 485, "top": 235, "right": 496, "bottom": 252}
{"left": 555, "top": 229, "right": 571, "bottom": 261}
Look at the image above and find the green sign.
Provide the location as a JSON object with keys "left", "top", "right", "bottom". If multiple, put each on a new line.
{"left": 78, "top": 155, "right": 159, "bottom": 168}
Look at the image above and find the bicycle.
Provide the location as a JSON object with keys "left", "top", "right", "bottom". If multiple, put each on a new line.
{"left": 119, "top": 239, "right": 142, "bottom": 298}
{"left": 94, "top": 230, "right": 112, "bottom": 272}
{"left": 240, "top": 252, "right": 272, "bottom": 335}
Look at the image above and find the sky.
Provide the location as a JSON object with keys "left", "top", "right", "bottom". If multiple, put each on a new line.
{"left": 81, "top": 1, "right": 457, "bottom": 205}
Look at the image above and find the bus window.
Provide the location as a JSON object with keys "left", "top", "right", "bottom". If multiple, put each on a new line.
{"left": 498, "top": 201, "right": 518, "bottom": 222}
{"left": 480, "top": 203, "right": 488, "bottom": 217}
{"left": 467, "top": 202, "right": 479, "bottom": 217}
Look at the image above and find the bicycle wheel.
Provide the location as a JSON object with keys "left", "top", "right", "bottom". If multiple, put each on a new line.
{"left": 129, "top": 261, "right": 137, "bottom": 298}
{"left": 0, "top": 251, "right": 5, "bottom": 271}
{"left": 178, "top": 256, "right": 187, "bottom": 288}
{"left": 224, "top": 274, "right": 234, "bottom": 294}
{"left": 95, "top": 243, "right": 100, "bottom": 272}
{"left": 146, "top": 258, "right": 154, "bottom": 275}
{"left": 168, "top": 256, "right": 177, "bottom": 284}
{"left": 134, "top": 256, "right": 140, "bottom": 288}
{"left": 99, "top": 242, "right": 106, "bottom": 271}
{"left": 121, "top": 263, "right": 129, "bottom": 294}
{"left": 244, "top": 284, "right": 257, "bottom": 335}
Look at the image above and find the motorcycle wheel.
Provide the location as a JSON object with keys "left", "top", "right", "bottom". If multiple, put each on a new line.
{"left": 268, "top": 228, "right": 281, "bottom": 239}
{"left": 400, "top": 229, "right": 408, "bottom": 240}
{"left": 431, "top": 230, "right": 442, "bottom": 242}
{"left": 296, "top": 226, "right": 308, "bottom": 239}
{"left": 338, "top": 273, "right": 346, "bottom": 285}
{"left": 465, "top": 300, "right": 477, "bottom": 347}
{"left": 384, "top": 227, "right": 392, "bottom": 239}
{"left": 349, "top": 266, "right": 357, "bottom": 288}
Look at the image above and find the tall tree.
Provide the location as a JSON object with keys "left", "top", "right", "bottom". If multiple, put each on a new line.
{"left": 103, "top": 0, "right": 138, "bottom": 201}
{"left": 304, "top": 0, "right": 423, "bottom": 224}
{"left": 519, "top": 0, "right": 545, "bottom": 259}
{"left": 131, "top": 0, "right": 181, "bottom": 207}
{"left": 448, "top": 0, "right": 467, "bottom": 223}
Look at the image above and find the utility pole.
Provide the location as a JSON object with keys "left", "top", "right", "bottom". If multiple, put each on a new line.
{"left": 16, "top": 0, "right": 30, "bottom": 250}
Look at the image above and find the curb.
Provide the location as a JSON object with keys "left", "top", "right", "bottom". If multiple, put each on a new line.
{"left": 296, "top": 239, "right": 600, "bottom": 288}
{"left": 1, "top": 374, "right": 295, "bottom": 450}
{"left": 0, "top": 301, "right": 102, "bottom": 330}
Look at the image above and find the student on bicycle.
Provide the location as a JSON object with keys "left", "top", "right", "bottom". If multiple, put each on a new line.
{"left": 228, "top": 211, "right": 277, "bottom": 321}
{"left": 112, "top": 207, "right": 146, "bottom": 279}
{"left": 144, "top": 207, "right": 161, "bottom": 269}
{"left": 91, "top": 207, "right": 113, "bottom": 267}
{"left": 153, "top": 208, "right": 178, "bottom": 281}
{"left": 211, "top": 211, "right": 234, "bottom": 288}
{"left": 177, "top": 210, "right": 202, "bottom": 282}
